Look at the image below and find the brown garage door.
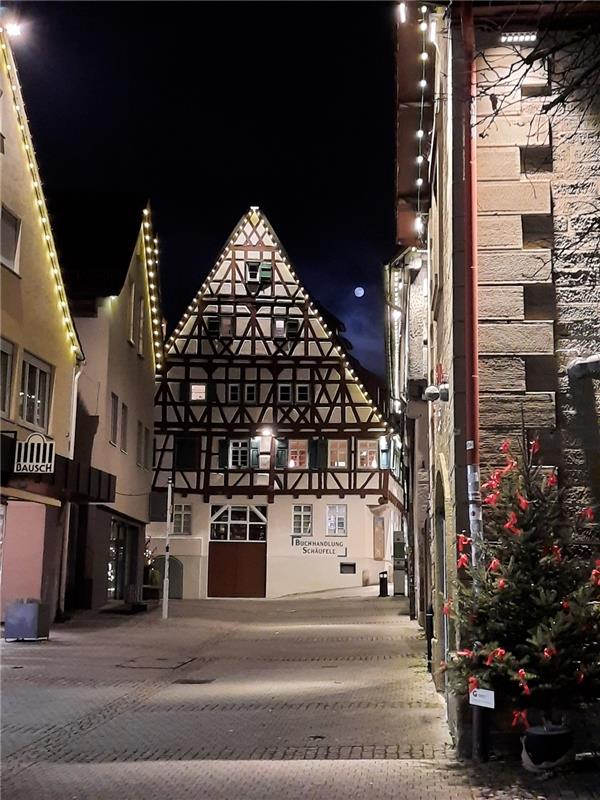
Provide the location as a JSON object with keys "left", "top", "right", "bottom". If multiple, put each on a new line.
{"left": 208, "top": 542, "right": 266, "bottom": 598}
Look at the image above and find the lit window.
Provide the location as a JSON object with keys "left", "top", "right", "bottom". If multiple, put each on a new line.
{"left": 278, "top": 384, "right": 292, "bottom": 403}
{"left": 137, "top": 296, "right": 144, "bottom": 355}
{"left": 246, "top": 261, "right": 260, "bottom": 282}
{"left": 230, "top": 439, "right": 249, "bottom": 468}
{"left": 293, "top": 505, "right": 312, "bottom": 535}
{"left": 245, "top": 384, "right": 257, "bottom": 403}
{"left": 228, "top": 384, "right": 240, "bottom": 403}
{"left": 329, "top": 440, "right": 348, "bottom": 468}
{"left": 173, "top": 503, "right": 192, "bottom": 535}
{"left": 1, "top": 338, "right": 14, "bottom": 415}
{"left": 358, "top": 439, "right": 378, "bottom": 468}
{"left": 120, "top": 403, "right": 128, "bottom": 452}
{"left": 296, "top": 384, "right": 310, "bottom": 404}
{"left": 1, "top": 205, "right": 21, "bottom": 272}
{"left": 109, "top": 393, "right": 118, "bottom": 444}
{"left": 273, "top": 318, "right": 286, "bottom": 339}
{"left": 288, "top": 440, "right": 308, "bottom": 468}
{"left": 326, "top": 504, "right": 347, "bottom": 536}
{"left": 190, "top": 383, "right": 207, "bottom": 402}
{"left": 210, "top": 504, "right": 267, "bottom": 541}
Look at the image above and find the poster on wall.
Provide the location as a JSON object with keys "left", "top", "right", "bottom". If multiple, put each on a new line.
{"left": 373, "top": 516, "right": 385, "bottom": 561}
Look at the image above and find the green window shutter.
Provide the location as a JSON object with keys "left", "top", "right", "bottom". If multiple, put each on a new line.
{"left": 379, "top": 437, "right": 390, "bottom": 470}
{"left": 308, "top": 439, "right": 319, "bottom": 470}
{"left": 259, "top": 262, "right": 272, "bottom": 282}
{"left": 218, "top": 439, "right": 229, "bottom": 469}
{"left": 275, "top": 438, "right": 289, "bottom": 469}
{"left": 317, "top": 438, "right": 328, "bottom": 469}
{"left": 250, "top": 437, "right": 261, "bottom": 468}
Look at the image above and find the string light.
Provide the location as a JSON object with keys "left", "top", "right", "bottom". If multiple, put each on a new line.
{"left": 415, "top": 5, "right": 430, "bottom": 242}
{"left": 0, "top": 31, "right": 83, "bottom": 360}
{"left": 139, "top": 205, "right": 165, "bottom": 375}
{"left": 398, "top": 2, "right": 407, "bottom": 23}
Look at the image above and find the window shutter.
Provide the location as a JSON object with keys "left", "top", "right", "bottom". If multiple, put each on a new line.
{"left": 308, "top": 439, "right": 319, "bottom": 470}
{"left": 378, "top": 437, "right": 390, "bottom": 469}
{"left": 218, "top": 439, "right": 229, "bottom": 469}
{"left": 317, "top": 438, "right": 328, "bottom": 469}
{"left": 208, "top": 382, "right": 217, "bottom": 402}
{"left": 275, "top": 438, "right": 289, "bottom": 469}
{"left": 179, "top": 382, "right": 188, "bottom": 402}
{"left": 259, "top": 262, "right": 272, "bottom": 283}
{"left": 250, "top": 437, "right": 261, "bottom": 468}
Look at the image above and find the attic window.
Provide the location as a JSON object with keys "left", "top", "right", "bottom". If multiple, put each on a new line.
{"left": 287, "top": 319, "right": 300, "bottom": 337}
{"left": 246, "top": 261, "right": 260, "bottom": 282}
{"left": 206, "top": 317, "right": 220, "bottom": 337}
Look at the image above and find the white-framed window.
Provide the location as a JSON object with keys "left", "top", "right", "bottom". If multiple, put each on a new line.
{"left": 327, "top": 504, "right": 347, "bottom": 536}
{"left": 1, "top": 338, "right": 14, "bottom": 415}
{"left": 329, "top": 440, "right": 348, "bottom": 468}
{"left": 296, "top": 384, "right": 310, "bottom": 404}
{"left": 210, "top": 504, "right": 267, "bottom": 541}
{"left": 245, "top": 384, "right": 257, "bottom": 403}
{"left": 293, "top": 504, "right": 312, "bottom": 536}
{"left": 173, "top": 503, "right": 192, "bottom": 535}
{"left": 190, "top": 383, "right": 207, "bottom": 402}
{"left": 120, "top": 403, "right": 128, "bottom": 452}
{"left": 358, "top": 439, "right": 378, "bottom": 468}
{"left": 20, "top": 354, "right": 52, "bottom": 431}
{"left": 278, "top": 383, "right": 292, "bottom": 403}
{"left": 137, "top": 296, "right": 144, "bottom": 355}
{"left": 228, "top": 384, "right": 240, "bottom": 403}
{"left": 128, "top": 281, "right": 136, "bottom": 344}
{"left": 144, "top": 426, "right": 151, "bottom": 469}
{"left": 1, "top": 205, "right": 21, "bottom": 273}
{"left": 245, "top": 261, "right": 260, "bottom": 282}
{"left": 230, "top": 439, "right": 249, "bottom": 468}
{"left": 288, "top": 439, "right": 308, "bottom": 468}
{"left": 136, "top": 420, "right": 143, "bottom": 466}
{"left": 109, "top": 393, "right": 118, "bottom": 444}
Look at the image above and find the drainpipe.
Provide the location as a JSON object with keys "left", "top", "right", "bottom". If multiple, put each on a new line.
{"left": 68, "top": 361, "right": 83, "bottom": 460}
{"left": 462, "top": 2, "right": 485, "bottom": 762}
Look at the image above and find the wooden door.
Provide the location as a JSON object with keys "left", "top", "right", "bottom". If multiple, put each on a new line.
{"left": 208, "top": 542, "right": 266, "bottom": 598}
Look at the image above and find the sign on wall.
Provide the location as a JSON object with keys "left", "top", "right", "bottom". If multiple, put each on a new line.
{"left": 14, "top": 433, "right": 56, "bottom": 474}
{"left": 291, "top": 536, "right": 347, "bottom": 557}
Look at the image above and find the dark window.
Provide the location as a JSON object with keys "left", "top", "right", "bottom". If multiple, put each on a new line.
{"left": 278, "top": 384, "right": 292, "bottom": 403}
{"left": 522, "top": 215, "right": 553, "bottom": 249}
{"left": 340, "top": 562, "right": 356, "bottom": 574}
{"left": 520, "top": 146, "right": 552, "bottom": 174}
{"left": 174, "top": 437, "right": 198, "bottom": 470}
{"left": 287, "top": 319, "right": 300, "bottom": 337}
{"left": 275, "top": 438, "right": 289, "bottom": 469}
{"left": 246, "top": 261, "right": 260, "bottom": 282}
{"left": 206, "top": 317, "right": 220, "bottom": 337}
{"left": 245, "top": 384, "right": 257, "bottom": 403}
{"left": 228, "top": 384, "right": 240, "bottom": 403}
{"left": 1, "top": 205, "right": 21, "bottom": 272}
{"left": 296, "top": 384, "right": 310, "bottom": 404}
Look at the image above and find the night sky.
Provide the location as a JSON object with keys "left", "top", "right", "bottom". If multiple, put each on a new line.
{"left": 6, "top": 1, "right": 396, "bottom": 376}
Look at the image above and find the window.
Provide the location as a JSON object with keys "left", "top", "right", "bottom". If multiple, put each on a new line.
{"left": 259, "top": 262, "right": 272, "bottom": 283}
{"left": 340, "top": 562, "right": 356, "bottom": 574}
{"left": 273, "top": 318, "right": 286, "bottom": 339}
{"left": 174, "top": 437, "right": 198, "bottom": 470}
{"left": 1, "top": 339, "right": 14, "bottom": 415}
{"left": 288, "top": 440, "right": 308, "bottom": 468}
{"left": 210, "top": 504, "right": 267, "bottom": 541}
{"left": 230, "top": 439, "right": 249, "bottom": 468}
{"left": 522, "top": 215, "right": 554, "bottom": 249}
{"left": 327, "top": 504, "right": 347, "bottom": 536}
{"left": 109, "top": 393, "right": 118, "bottom": 444}
{"left": 520, "top": 145, "right": 552, "bottom": 175}
{"left": 296, "top": 384, "right": 310, "bottom": 404}
{"left": 246, "top": 261, "right": 260, "bottom": 282}
{"left": 228, "top": 384, "right": 240, "bottom": 403}
{"left": 137, "top": 296, "right": 144, "bottom": 355}
{"left": 173, "top": 504, "right": 192, "bottom": 535}
{"left": 136, "top": 420, "right": 143, "bottom": 466}
{"left": 128, "top": 282, "right": 136, "bottom": 343}
{"left": 287, "top": 319, "right": 300, "bottom": 337}
{"left": 293, "top": 505, "right": 312, "bottom": 535}
{"left": 220, "top": 316, "right": 234, "bottom": 338}
{"left": 0, "top": 133, "right": 5, "bottom": 155}
{"left": 329, "top": 440, "right": 348, "bottom": 468}
{"left": 245, "top": 384, "right": 257, "bottom": 403}
{"left": 278, "top": 384, "right": 292, "bottom": 403}
{"left": 20, "top": 354, "right": 52, "bottom": 431}
{"left": 190, "top": 383, "right": 207, "bottom": 402}
{"left": 144, "top": 426, "right": 151, "bottom": 469}
{"left": 120, "top": 403, "right": 128, "bottom": 452}
{"left": 358, "top": 440, "right": 378, "bottom": 469}
{"left": 206, "top": 317, "right": 220, "bottom": 337}
{"left": 1, "top": 205, "right": 21, "bottom": 272}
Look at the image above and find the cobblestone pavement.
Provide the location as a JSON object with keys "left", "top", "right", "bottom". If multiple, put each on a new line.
{"left": 1, "top": 588, "right": 598, "bottom": 799}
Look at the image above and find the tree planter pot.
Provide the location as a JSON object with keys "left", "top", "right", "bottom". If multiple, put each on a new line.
{"left": 521, "top": 724, "right": 575, "bottom": 773}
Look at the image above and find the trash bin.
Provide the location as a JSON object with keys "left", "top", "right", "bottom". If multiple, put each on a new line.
{"left": 379, "top": 571, "right": 388, "bottom": 598}
{"left": 4, "top": 599, "right": 50, "bottom": 641}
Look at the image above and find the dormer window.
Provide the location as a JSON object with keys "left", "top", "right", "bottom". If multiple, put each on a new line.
{"left": 246, "top": 261, "right": 260, "bottom": 282}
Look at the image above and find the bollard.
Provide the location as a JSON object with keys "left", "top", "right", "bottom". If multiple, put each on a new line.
{"left": 425, "top": 603, "right": 434, "bottom": 672}
{"left": 379, "top": 571, "right": 388, "bottom": 598}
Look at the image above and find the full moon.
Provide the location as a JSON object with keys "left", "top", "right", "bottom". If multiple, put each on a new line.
{"left": 354, "top": 287, "right": 365, "bottom": 298}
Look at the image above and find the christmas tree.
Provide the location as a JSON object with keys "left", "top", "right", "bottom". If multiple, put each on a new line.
{"left": 444, "top": 437, "right": 600, "bottom": 729}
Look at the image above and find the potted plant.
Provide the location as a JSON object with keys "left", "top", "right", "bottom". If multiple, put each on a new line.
{"left": 444, "top": 436, "right": 600, "bottom": 771}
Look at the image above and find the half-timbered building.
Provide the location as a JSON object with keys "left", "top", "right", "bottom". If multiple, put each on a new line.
{"left": 149, "top": 208, "right": 404, "bottom": 598}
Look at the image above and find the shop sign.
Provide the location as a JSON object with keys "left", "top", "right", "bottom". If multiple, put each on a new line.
{"left": 291, "top": 536, "right": 347, "bottom": 557}
{"left": 14, "top": 433, "right": 56, "bottom": 474}
{"left": 469, "top": 688, "right": 495, "bottom": 709}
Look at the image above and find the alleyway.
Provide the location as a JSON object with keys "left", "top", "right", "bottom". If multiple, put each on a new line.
{"left": 1, "top": 589, "right": 598, "bottom": 799}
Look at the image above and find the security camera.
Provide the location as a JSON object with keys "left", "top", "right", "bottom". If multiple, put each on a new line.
{"left": 423, "top": 385, "right": 440, "bottom": 402}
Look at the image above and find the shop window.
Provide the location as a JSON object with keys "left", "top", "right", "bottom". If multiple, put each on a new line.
{"left": 293, "top": 504, "right": 312, "bottom": 535}
{"left": 358, "top": 439, "right": 378, "bottom": 468}
{"left": 328, "top": 440, "right": 348, "bottom": 468}
{"left": 210, "top": 504, "right": 267, "bottom": 541}
{"left": 326, "top": 504, "right": 347, "bottom": 536}
{"left": 173, "top": 503, "right": 192, "bottom": 535}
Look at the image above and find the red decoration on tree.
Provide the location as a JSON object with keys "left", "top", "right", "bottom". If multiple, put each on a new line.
{"left": 552, "top": 544, "right": 563, "bottom": 564}
{"left": 590, "top": 567, "right": 600, "bottom": 586}
{"left": 502, "top": 459, "right": 518, "bottom": 476}
{"left": 488, "top": 557, "right": 501, "bottom": 572}
{"left": 458, "top": 649, "right": 474, "bottom": 659}
{"left": 577, "top": 671, "right": 585, "bottom": 684}
{"left": 485, "top": 647, "right": 506, "bottom": 666}
{"left": 482, "top": 468, "right": 503, "bottom": 491}
{"left": 468, "top": 676, "right": 479, "bottom": 693}
{"left": 497, "top": 578, "right": 507, "bottom": 589}
{"left": 512, "top": 710, "right": 530, "bottom": 729}
{"left": 457, "top": 533, "right": 472, "bottom": 552}
{"left": 516, "top": 493, "right": 530, "bottom": 511}
{"left": 442, "top": 598, "right": 453, "bottom": 617}
{"left": 543, "top": 646, "right": 558, "bottom": 660}
{"left": 546, "top": 470, "right": 558, "bottom": 487}
{"left": 580, "top": 506, "right": 595, "bottom": 522}
{"left": 529, "top": 438, "right": 541, "bottom": 457}
{"left": 457, "top": 553, "right": 470, "bottom": 570}
{"left": 503, "top": 511, "right": 522, "bottom": 536}
{"left": 518, "top": 668, "right": 531, "bottom": 696}
{"left": 562, "top": 599, "right": 570, "bottom": 612}
{"left": 483, "top": 491, "right": 501, "bottom": 506}
{"left": 500, "top": 440, "right": 511, "bottom": 454}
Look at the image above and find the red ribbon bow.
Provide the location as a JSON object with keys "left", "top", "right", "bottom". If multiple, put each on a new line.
{"left": 529, "top": 438, "right": 540, "bottom": 456}
{"left": 457, "top": 533, "right": 472, "bottom": 552}
{"left": 458, "top": 649, "right": 474, "bottom": 659}
{"left": 468, "top": 676, "right": 479, "bottom": 693}
{"left": 488, "top": 557, "right": 501, "bottom": 572}
{"left": 512, "top": 710, "right": 529, "bottom": 729}
{"left": 457, "top": 553, "right": 470, "bottom": 570}
{"left": 516, "top": 493, "right": 530, "bottom": 511}
{"left": 442, "top": 598, "right": 453, "bottom": 617}
{"left": 546, "top": 470, "right": 558, "bottom": 487}
{"left": 580, "top": 507, "right": 595, "bottom": 522}
{"left": 485, "top": 647, "right": 506, "bottom": 666}
{"left": 483, "top": 492, "right": 501, "bottom": 506}
{"left": 543, "top": 647, "right": 557, "bottom": 660}
{"left": 503, "top": 511, "right": 522, "bottom": 536}
{"left": 500, "top": 440, "right": 511, "bottom": 454}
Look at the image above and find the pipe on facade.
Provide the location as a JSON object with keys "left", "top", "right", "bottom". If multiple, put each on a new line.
{"left": 461, "top": 3, "right": 482, "bottom": 553}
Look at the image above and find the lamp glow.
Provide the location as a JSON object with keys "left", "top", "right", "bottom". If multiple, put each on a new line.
{"left": 398, "top": 2, "right": 407, "bottom": 23}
